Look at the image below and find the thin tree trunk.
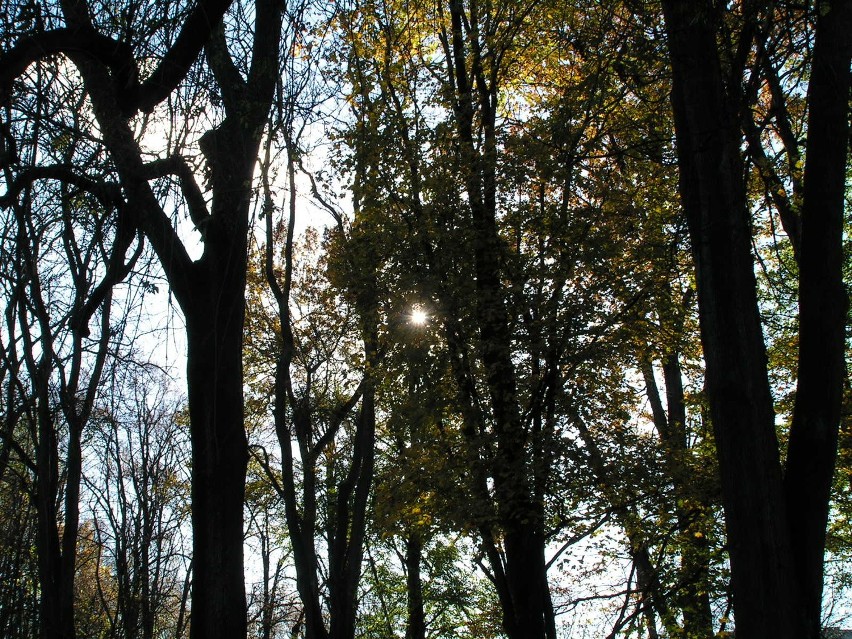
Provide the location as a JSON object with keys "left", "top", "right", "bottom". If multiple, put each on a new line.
{"left": 404, "top": 533, "right": 426, "bottom": 639}
{"left": 642, "top": 356, "right": 714, "bottom": 639}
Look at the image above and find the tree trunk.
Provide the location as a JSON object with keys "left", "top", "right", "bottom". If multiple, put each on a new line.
{"left": 784, "top": 2, "right": 852, "bottom": 636}
{"left": 660, "top": 2, "right": 801, "bottom": 636}
{"left": 404, "top": 533, "right": 426, "bottom": 639}
{"left": 2, "top": 2, "right": 282, "bottom": 639}
{"left": 443, "top": 3, "right": 553, "bottom": 635}
{"left": 642, "top": 354, "right": 714, "bottom": 638}
{"left": 183, "top": 119, "right": 254, "bottom": 639}
{"left": 184, "top": 311, "right": 248, "bottom": 639}
{"left": 327, "top": 347, "right": 377, "bottom": 639}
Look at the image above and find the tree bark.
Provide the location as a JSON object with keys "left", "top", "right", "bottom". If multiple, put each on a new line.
{"left": 184, "top": 282, "right": 249, "bottom": 639}
{"left": 181, "top": 71, "right": 281, "bottom": 633}
{"left": 662, "top": 3, "right": 852, "bottom": 636}
{"left": 404, "top": 533, "right": 426, "bottom": 639}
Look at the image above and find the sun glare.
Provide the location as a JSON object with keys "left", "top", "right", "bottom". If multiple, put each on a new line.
{"left": 410, "top": 306, "right": 428, "bottom": 326}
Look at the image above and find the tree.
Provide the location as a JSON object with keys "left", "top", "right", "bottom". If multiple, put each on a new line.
{"left": 251, "top": 170, "right": 380, "bottom": 639}
{"left": 660, "top": 1, "right": 852, "bottom": 635}
{"left": 83, "top": 370, "right": 192, "bottom": 639}
{"left": 1, "top": 1, "right": 285, "bottom": 637}
{"left": 329, "top": 2, "right": 705, "bottom": 636}
{"left": 0, "top": 43, "right": 131, "bottom": 635}
{"left": 0, "top": 432, "right": 39, "bottom": 639}
{"left": 3, "top": 1, "right": 849, "bottom": 636}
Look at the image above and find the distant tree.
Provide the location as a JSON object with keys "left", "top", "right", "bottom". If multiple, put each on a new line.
{"left": 0, "top": 41, "right": 132, "bottom": 635}
{"left": 83, "top": 370, "right": 192, "bottom": 639}
{"left": 0, "top": 434, "right": 39, "bottom": 639}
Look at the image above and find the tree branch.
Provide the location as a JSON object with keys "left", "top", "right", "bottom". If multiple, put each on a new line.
{"left": 141, "top": 156, "right": 211, "bottom": 232}
{"left": 2, "top": 0, "right": 235, "bottom": 116}
{"left": 133, "top": 0, "right": 235, "bottom": 113}
{"left": 0, "top": 164, "right": 122, "bottom": 209}
{"left": 0, "top": 29, "right": 138, "bottom": 106}
{"left": 204, "top": 23, "right": 246, "bottom": 114}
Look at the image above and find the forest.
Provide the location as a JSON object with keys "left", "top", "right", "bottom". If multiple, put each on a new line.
{"left": 0, "top": 0, "right": 851, "bottom": 638}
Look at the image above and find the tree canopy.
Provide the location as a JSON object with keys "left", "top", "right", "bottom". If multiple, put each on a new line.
{"left": 0, "top": 0, "right": 850, "bottom": 638}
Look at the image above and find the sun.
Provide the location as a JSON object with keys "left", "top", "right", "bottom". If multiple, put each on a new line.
{"left": 410, "top": 306, "right": 428, "bottom": 326}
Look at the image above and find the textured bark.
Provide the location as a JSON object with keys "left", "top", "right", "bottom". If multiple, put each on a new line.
{"left": 660, "top": 2, "right": 800, "bottom": 636}
{"left": 184, "top": 313, "right": 248, "bottom": 639}
{"left": 179, "top": 14, "right": 285, "bottom": 617}
{"left": 33, "top": 408, "right": 76, "bottom": 639}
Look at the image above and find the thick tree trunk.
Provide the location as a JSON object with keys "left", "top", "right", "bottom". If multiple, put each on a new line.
{"left": 34, "top": 489, "right": 74, "bottom": 639}
{"left": 3, "top": 4, "right": 282, "bottom": 639}
{"left": 183, "top": 120, "right": 253, "bottom": 639}
{"left": 185, "top": 312, "right": 248, "bottom": 639}
{"left": 784, "top": 2, "right": 852, "bottom": 636}
{"left": 660, "top": 2, "right": 801, "bottom": 636}
{"left": 34, "top": 396, "right": 67, "bottom": 639}
{"left": 184, "top": 314, "right": 248, "bottom": 639}
{"left": 662, "top": 3, "right": 852, "bottom": 636}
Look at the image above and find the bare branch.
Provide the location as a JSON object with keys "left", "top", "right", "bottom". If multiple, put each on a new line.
{"left": 1, "top": 0, "right": 235, "bottom": 116}
{"left": 142, "top": 156, "right": 210, "bottom": 231}
{"left": 0, "top": 164, "right": 122, "bottom": 209}
{"left": 134, "top": 0, "right": 235, "bottom": 113}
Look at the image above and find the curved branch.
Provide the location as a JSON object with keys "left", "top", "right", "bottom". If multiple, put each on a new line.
{"left": 73, "top": 221, "right": 144, "bottom": 337}
{"left": 133, "top": 0, "right": 235, "bottom": 113}
{"left": 141, "top": 156, "right": 210, "bottom": 231}
{"left": 2, "top": 0, "right": 235, "bottom": 115}
{"left": 246, "top": 0, "right": 284, "bottom": 121}
{"left": 0, "top": 164, "right": 122, "bottom": 209}
{"left": 0, "top": 165, "right": 144, "bottom": 336}
{"left": 0, "top": 29, "right": 138, "bottom": 105}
